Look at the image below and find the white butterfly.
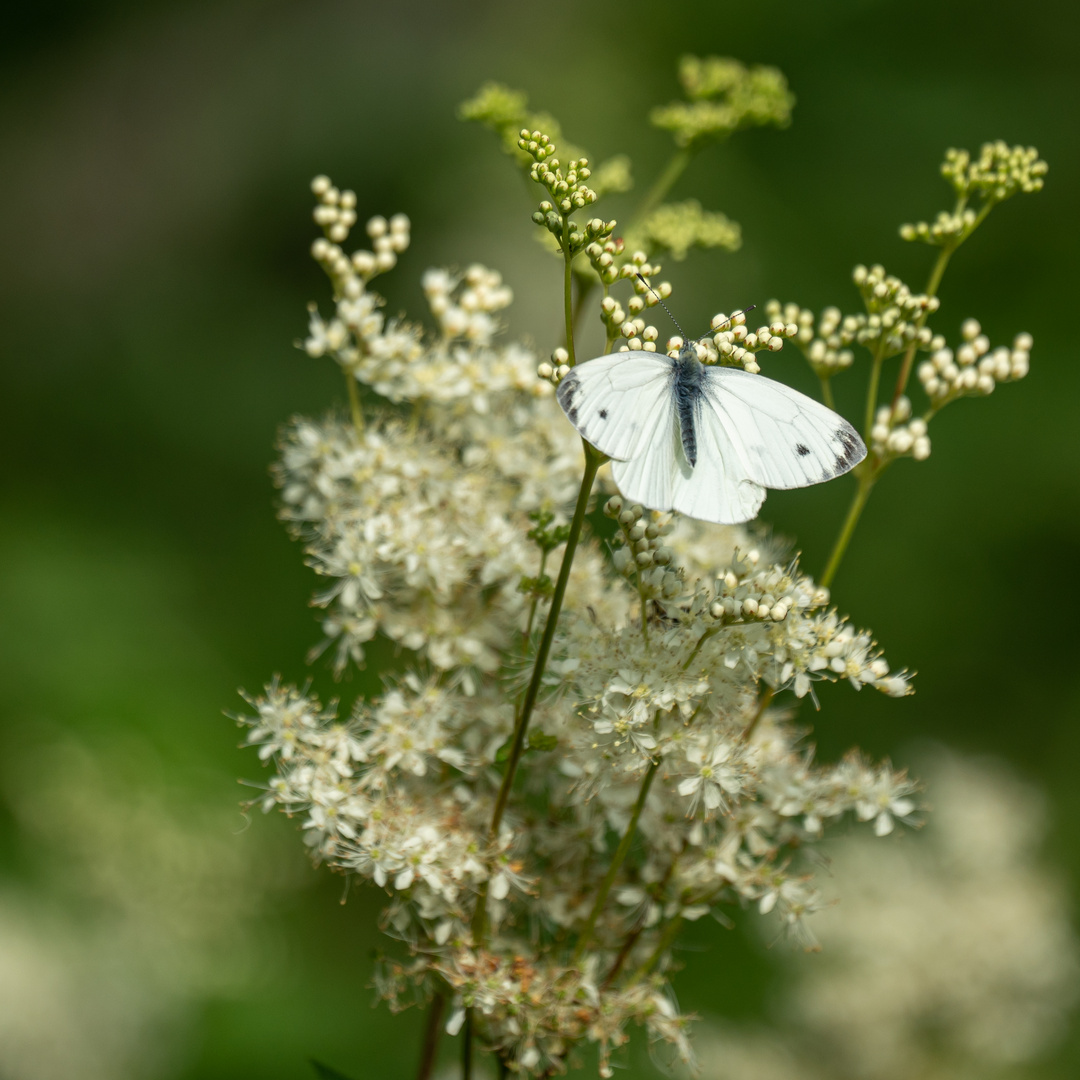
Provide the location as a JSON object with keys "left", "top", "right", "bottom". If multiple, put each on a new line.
{"left": 556, "top": 342, "right": 866, "bottom": 524}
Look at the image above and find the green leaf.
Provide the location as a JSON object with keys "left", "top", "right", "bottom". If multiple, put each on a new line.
{"left": 528, "top": 731, "right": 558, "bottom": 752}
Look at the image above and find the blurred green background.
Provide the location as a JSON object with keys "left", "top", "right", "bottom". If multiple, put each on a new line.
{"left": 1, "top": 0, "right": 1078, "bottom": 1076}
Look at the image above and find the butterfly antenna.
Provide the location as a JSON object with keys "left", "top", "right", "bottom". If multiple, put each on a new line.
{"left": 635, "top": 273, "right": 687, "bottom": 341}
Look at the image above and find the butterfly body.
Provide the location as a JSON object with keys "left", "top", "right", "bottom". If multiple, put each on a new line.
{"left": 556, "top": 344, "right": 866, "bottom": 525}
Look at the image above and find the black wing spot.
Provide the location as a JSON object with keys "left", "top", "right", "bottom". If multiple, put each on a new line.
{"left": 599, "top": 408, "right": 608, "bottom": 419}
{"left": 795, "top": 443, "right": 810, "bottom": 457}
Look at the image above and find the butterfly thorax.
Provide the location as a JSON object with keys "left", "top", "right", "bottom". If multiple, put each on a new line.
{"left": 673, "top": 344, "right": 705, "bottom": 468}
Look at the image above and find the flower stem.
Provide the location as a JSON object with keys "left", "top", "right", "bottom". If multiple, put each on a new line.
{"left": 863, "top": 338, "right": 887, "bottom": 440}
{"left": 472, "top": 447, "right": 603, "bottom": 946}
{"left": 573, "top": 758, "right": 659, "bottom": 962}
{"left": 741, "top": 685, "right": 775, "bottom": 742}
{"left": 819, "top": 467, "right": 876, "bottom": 590}
{"left": 636, "top": 148, "right": 693, "bottom": 222}
{"left": 415, "top": 994, "right": 445, "bottom": 1080}
{"left": 345, "top": 370, "right": 364, "bottom": 432}
{"left": 462, "top": 1010, "right": 473, "bottom": 1080}
{"left": 819, "top": 376, "right": 835, "bottom": 412}
{"left": 562, "top": 222, "right": 577, "bottom": 367}
{"left": 626, "top": 913, "right": 684, "bottom": 986}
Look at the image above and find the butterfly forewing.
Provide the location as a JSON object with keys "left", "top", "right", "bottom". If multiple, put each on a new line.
{"left": 700, "top": 367, "right": 866, "bottom": 490}
{"left": 555, "top": 353, "right": 674, "bottom": 462}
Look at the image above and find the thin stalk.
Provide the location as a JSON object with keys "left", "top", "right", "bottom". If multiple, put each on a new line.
{"left": 818, "top": 376, "right": 835, "bottom": 412}
{"left": 682, "top": 626, "right": 720, "bottom": 672}
{"left": 573, "top": 759, "right": 659, "bottom": 962}
{"left": 636, "top": 148, "right": 693, "bottom": 222}
{"left": 462, "top": 1010, "right": 473, "bottom": 1080}
{"left": 889, "top": 241, "right": 954, "bottom": 409}
{"left": 415, "top": 994, "right": 446, "bottom": 1080}
{"left": 741, "top": 686, "right": 775, "bottom": 742}
{"left": 626, "top": 914, "right": 684, "bottom": 987}
{"left": 562, "top": 221, "right": 577, "bottom": 367}
{"left": 345, "top": 370, "right": 364, "bottom": 432}
{"left": 635, "top": 575, "right": 651, "bottom": 649}
{"left": 523, "top": 551, "right": 549, "bottom": 643}
{"left": 890, "top": 194, "right": 996, "bottom": 409}
{"left": 863, "top": 338, "right": 887, "bottom": 440}
{"left": 819, "top": 469, "right": 876, "bottom": 590}
{"left": 472, "top": 447, "right": 603, "bottom": 944}
{"left": 490, "top": 449, "right": 600, "bottom": 834}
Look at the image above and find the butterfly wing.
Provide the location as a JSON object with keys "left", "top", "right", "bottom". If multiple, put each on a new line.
{"left": 699, "top": 367, "right": 866, "bottom": 489}
{"left": 556, "top": 352, "right": 675, "bottom": 462}
{"left": 611, "top": 402, "right": 768, "bottom": 524}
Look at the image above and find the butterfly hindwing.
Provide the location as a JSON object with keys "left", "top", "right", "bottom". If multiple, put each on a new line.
{"left": 555, "top": 352, "right": 675, "bottom": 462}
{"left": 610, "top": 397, "right": 767, "bottom": 525}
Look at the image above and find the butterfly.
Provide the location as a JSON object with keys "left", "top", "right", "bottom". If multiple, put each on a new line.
{"left": 556, "top": 341, "right": 866, "bottom": 524}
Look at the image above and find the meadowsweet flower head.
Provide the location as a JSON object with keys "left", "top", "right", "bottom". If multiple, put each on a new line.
{"left": 237, "top": 58, "right": 1046, "bottom": 1076}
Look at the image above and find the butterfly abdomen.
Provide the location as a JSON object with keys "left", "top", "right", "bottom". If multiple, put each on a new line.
{"left": 674, "top": 348, "right": 705, "bottom": 468}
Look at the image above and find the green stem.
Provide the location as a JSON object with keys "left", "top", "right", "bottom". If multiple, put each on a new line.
{"left": 490, "top": 450, "right": 599, "bottom": 832}
{"left": 819, "top": 376, "right": 835, "bottom": 412}
{"left": 682, "top": 626, "right": 720, "bottom": 672}
{"left": 636, "top": 147, "right": 694, "bottom": 222}
{"left": 890, "top": 193, "right": 997, "bottom": 410}
{"left": 523, "top": 551, "right": 549, "bottom": 644}
{"left": 889, "top": 241, "right": 954, "bottom": 409}
{"left": 819, "top": 468, "right": 876, "bottom": 590}
{"left": 741, "top": 686, "right": 775, "bottom": 742}
{"left": 345, "top": 369, "right": 364, "bottom": 433}
{"left": 563, "top": 221, "right": 577, "bottom": 367}
{"left": 573, "top": 759, "right": 659, "bottom": 962}
{"left": 863, "top": 339, "right": 887, "bottom": 440}
{"left": 462, "top": 1010, "right": 473, "bottom": 1080}
{"left": 627, "top": 914, "right": 684, "bottom": 986}
{"left": 415, "top": 994, "right": 445, "bottom": 1080}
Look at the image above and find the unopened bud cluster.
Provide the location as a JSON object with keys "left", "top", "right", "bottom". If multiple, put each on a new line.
{"left": 942, "top": 141, "right": 1048, "bottom": 201}
{"left": 851, "top": 264, "right": 940, "bottom": 357}
{"left": 870, "top": 396, "right": 931, "bottom": 463}
{"left": 310, "top": 178, "right": 411, "bottom": 297}
{"left": 701, "top": 312, "right": 795, "bottom": 374}
{"left": 918, "top": 322, "right": 1031, "bottom": 411}
{"left": 604, "top": 497, "right": 683, "bottom": 600}
{"left": 601, "top": 260, "right": 671, "bottom": 355}
{"left": 522, "top": 130, "right": 615, "bottom": 257}
{"left": 902, "top": 143, "right": 1047, "bottom": 248}
{"left": 765, "top": 301, "right": 855, "bottom": 378}
{"left": 584, "top": 235, "right": 627, "bottom": 286}
{"left": 706, "top": 551, "right": 822, "bottom": 625}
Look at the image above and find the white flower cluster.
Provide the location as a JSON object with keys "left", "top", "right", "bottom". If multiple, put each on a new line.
{"left": 304, "top": 179, "right": 545, "bottom": 411}
{"left": 696, "top": 750, "right": 1079, "bottom": 1080}
{"left": 422, "top": 265, "right": 513, "bottom": 346}
{"left": 243, "top": 178, "right": 923, "bottom": 1076}
{"left": 918, "top": 320, "right": 1031, "bottom": 411}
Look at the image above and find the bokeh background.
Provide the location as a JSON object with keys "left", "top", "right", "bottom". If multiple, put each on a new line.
{"left": 2, "top": 0, "right": 1078, "bottom": 1077}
